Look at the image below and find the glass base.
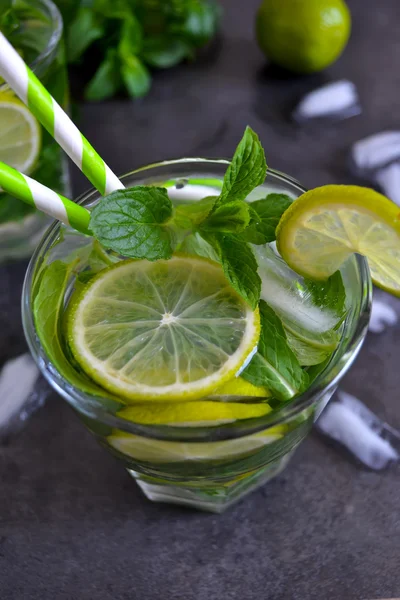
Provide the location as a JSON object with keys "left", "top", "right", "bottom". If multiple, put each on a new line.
{"left": 129, "top": 453, "right": 292, "bottom": 513}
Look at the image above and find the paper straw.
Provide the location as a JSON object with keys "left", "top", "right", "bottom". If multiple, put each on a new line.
{"left": 0, "top": 161, "right": 90, "bottom": 234}
{"left": 0, "top": 33, "right": 124, "bottom": 196}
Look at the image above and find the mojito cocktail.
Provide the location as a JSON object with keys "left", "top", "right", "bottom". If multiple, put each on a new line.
{"left": 22, "top": 128, "right": 372, "bottom": 512}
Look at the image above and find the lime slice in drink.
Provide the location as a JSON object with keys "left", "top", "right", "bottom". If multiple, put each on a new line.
{"left": 107, "top": 400, "right": 283, "bottom": 463}
{"left": 276, "top": 185, "right": 400, "bottom": 295}
{"left": 68, "top": 255, "right": 260, "bottom": 402}
{"left": 0, "top": 91, "right": 41, "bottom": 174}
{"left": 115, "top": 400, "right": 271, "bottom": 427}
{"left": 107, "top": 427, "right": 285, "bottom": 463}
{"left": 107, "top": 400, "right": 284, "bottom": 463}
{"left": 210, "top": 376, "right": 271, "bottom": 400}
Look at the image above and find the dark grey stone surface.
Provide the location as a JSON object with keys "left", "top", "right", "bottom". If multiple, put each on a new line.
{"left": 1, "top": 0, "right": 400, "bottom": 598}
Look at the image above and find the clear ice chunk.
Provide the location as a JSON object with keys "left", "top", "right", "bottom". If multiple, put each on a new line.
{"left": 254, "top": 244, "right": 343, "bottom": 365}
{"left": 316, "top": 390, "right": 400, "bottom": 470}
{"left": 369, "top": 296, "right": 398, "bottom": 333}
{"left": 351, "top": 131, "right": 400, "bottom": 205}
{"left": 0, "top": 354, "right": 49, "bottom": 441}
{"left": 352, "top": 131, "right": 400, "bottom": 173}
{"left": 293, "top": 80, "right": 361, "bottom": 123}
{"left": 375, "top": 162, "right": 400, "bottom": 206}
{"left": 254, "top": 244, "right": 340, "bottom": 334}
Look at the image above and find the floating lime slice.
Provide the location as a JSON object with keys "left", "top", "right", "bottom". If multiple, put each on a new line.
{"left": 68, "top": 256, "right": 260, "bottom": 402}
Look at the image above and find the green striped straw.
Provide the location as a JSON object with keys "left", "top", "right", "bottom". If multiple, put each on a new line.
{"left": 0, "top": 161, "right": 91, "bottom": 234}
{"left": 0, "top": 32, "right": 123, "bottom": 196}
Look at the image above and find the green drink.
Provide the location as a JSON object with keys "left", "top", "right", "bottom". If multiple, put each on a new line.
{"left": 22, "top": 129, "right": 372, "bottom": 512}
{"left": 0, "top": 0, "right": 69, "bottom": 261}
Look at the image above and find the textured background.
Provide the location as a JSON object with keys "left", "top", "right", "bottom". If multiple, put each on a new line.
{"left": 1, "top": 0, "right": 400, "bottom": 598}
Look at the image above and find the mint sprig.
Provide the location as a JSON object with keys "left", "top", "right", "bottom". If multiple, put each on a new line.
{"left": 88, "top": 127, "right": 279, "bottom": 307}
{"left": 55, "top": 125, "right": 338, "bottom": 400}
{"left": 216, "top": 126, "right": 267, "bottom": 206}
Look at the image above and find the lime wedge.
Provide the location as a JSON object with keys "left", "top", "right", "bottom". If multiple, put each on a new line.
{"left": 0, "top": 91, "right": 41, "bottom": 174}
{"left": 276, "top": 185, "right": 400, "bottom": 295}
{"left": 68, "top": 256, "right": 260, "bottom": 402}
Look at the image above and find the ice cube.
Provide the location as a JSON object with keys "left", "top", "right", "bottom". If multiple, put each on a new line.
{"left": 375, "top": 162, "right": 400, "bottom": 206}
{"left": 0, "top": 354, "right": 48, "bottom": 441}
{"left": 351, "top": 132, "right": 400, "bottom": 205}
{"left": 316, "top": 390, "right": 399, "bottom": 470}
{"left": 369, "top": 296, "right": 398, "bottom": 333}
{"left": 254, "top": 244, "right": 344, "bottom": 365}
{"left": 352, "top": 131, "right": 400, "bottom": 173}
{"left": 293, "top": 80, "right": 361, "bottom": 123}
{"left": 254, "top": 245, "right": 339, "bottom": 334}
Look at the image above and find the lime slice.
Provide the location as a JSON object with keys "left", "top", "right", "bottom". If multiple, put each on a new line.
{"left": 210, "top": 376, "right": 271, "bottom": 400}
{"left": 107, "top": 427, "right": 285, "bottom": 463}
{"left": 115, "top": 400, "right": 271, "bottom": 427}
{"left": 0, "top": 91, "right": 41, "bottom": 174}
{"left": 276, "top": 185, "right": 400, "bottom": 295}
{"left": 107, "top": 399, "right": 282, "bottom": 462}
{"left": 68, "top": 256, "right": 260, "bottom": 402}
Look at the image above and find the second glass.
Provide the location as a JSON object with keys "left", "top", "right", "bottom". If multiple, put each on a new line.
{"left": 0, "top": 0, "right": 69, "bottom": 262}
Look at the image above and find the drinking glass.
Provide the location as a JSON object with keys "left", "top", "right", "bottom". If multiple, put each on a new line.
{"left": 0, "top": 0, "right": 70, "bottom": 262}
{"left": 22, "top": 160, "right": 372, "bottom": 513}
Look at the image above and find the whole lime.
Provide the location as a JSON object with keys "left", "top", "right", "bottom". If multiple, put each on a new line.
{"left": 256, "top": 0, "right": 351, "bottom": 74}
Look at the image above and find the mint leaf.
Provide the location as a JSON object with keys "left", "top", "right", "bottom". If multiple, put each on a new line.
{"left": 0, "top": 0, "right": 12, "bottom": 13}
{"left": 87, "top": 240, "right": 119, "bottom": 272}
{"left": 118, "top": 15, "right": 143, "bottom": 58}
{"left": 283, "top": 327, "right": 339, "bottom": 366}
{"left": 173, "top": 196, "right": 216, "bottom": 229}
{"left": 121, "top": 53, "right": 151, "bottom": 98}
{"left": 67, "top": 8, "right": 104, "bottom": 63}
{"left": 203, "top": 232, "right": 261, "bottom": 309}
{"left": 242, "top": 194, "right": 293, "bottom": 244}
{"left": 281, "top": 271, "right": 346, "bottom": 365}
{"left": 217, "top": 126, "right": 267, "bottom": 206}
{"left": 0, "top": 3, "right": 19, "bottom": 39}
{"left": 118, "top": 17, "right": 150, "bottom": 98}
{"left": 242, "top": 301, "right": 309, "bottom": 401}
{"left": 90, "top": 187, "right": 173, "bottom": 261}
{"left": 200, "top": 200, "right": 250, "bottom": 233}
{"left": 178, "top": 232, "right": 220, "bottom": 262}
{"left": 85, "top": 50, "right": 121, "bottom": 101}
{"left": 33, "top": 260, "right": 123, "bottom": 409}
{"left": 306, "top": 357, "right": 331, "bottom": 385}
{"left": 142, "top": 36, "right": 191, "bottom": 68}
{"left": 278, "top": 271, "right": 346, "bottom": 366}
{"left": 253, "top": 245, "right": 345, "bottom": 366}
{"left": 180, "top": 1, "right": 221, "bottom": 46}
{"left": 304, "top": 271, "right": 346, "bottom": 320}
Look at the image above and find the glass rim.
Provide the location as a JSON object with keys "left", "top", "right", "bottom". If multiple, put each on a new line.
{"left": 1, "top": 0, "right": 63, "bottom": 85}
{"left": 22, "top": 160, "right": 373, "bottom": 443}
